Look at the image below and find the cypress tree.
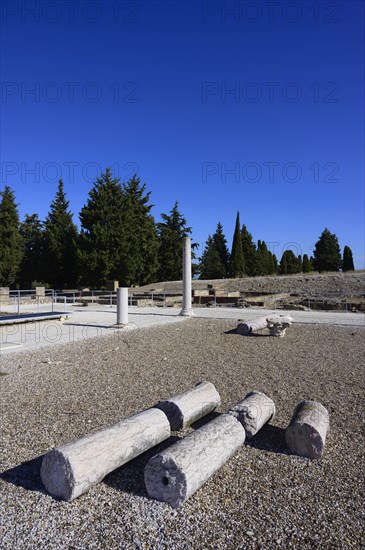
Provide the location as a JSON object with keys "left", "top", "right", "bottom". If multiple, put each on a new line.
{"left": 257, "top": 240, "right": 271, "bottom": 275}
{"left": 213, "top": 222, "right": 230, "bottom": 277}
{"left": 302, "top": 254, "right": 313, "bottom": 273}
{"left": 342, "top": 246, "right": 354, "bottom": 271}
{"left": 280, "top": 250, "right": 300, "bottom": 274}
{"left": 19, "top": 213, "right": 45, "bottom": 287}
{"left": 199, "top": 236, "right": 226, "bottom": 279}
{"left": 157, "top": 201, "right": 193, "bottom": 281}
{"left": 119, "top": 175, "right": 159, "bottom": 286}
{"left": 313, "top": 228, "right": 342, "bottom": 272}
{"left": 297, "top": 254, "right": 302, "bottom": 273}
{"left": 241, "top": 224, "right": 258, "bottom": 276}
{"left": 230, "top": 212, "right": 245, "bottom": 278}
{"left": 0, "top": 186, "right": 23, "bottom": 287}
{"left": 79, "top": 168, "right": 125, "bottom": 287}
{"left": 44, "top": 179, "right": 79, "bottom": 288}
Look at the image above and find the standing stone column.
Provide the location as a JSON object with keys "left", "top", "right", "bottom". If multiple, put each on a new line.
{"left": 144, "top": 414, "right": 245, "bottom": 507}
{"left": 285, "top": 400, "right": 329, "bottom": 459}
{"left": 41, "top": 408, "right": 171, "bottom": 501}
{"left": 116, "top": 287, "right": 128, "bottom": 326}
{"left": 228, "top": 391, "right": 276, "bottom": 438}
{"left": 180, "top": 237, "right": 193, "bottom": 316}
{"left": 156, "top": 381, "right": 221, "bottom": 430}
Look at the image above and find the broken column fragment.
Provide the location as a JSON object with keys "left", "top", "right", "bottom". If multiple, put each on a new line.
{"left": 144, "top": 413, "right": 245, "bottom": 507}
{"left": 228, "top": 391, "right": 276, "bottom": 438}
{"left": 156, "top": 381, "right": 221, "bottom": 430}
{"left": 236, "top": 315, "right": 293, "bottom": 337}
{"left": 285, "top": 400, "right": 329, "bottom": 459}
{"left": 41, "top": 408, "right": 171, "bottom": 501}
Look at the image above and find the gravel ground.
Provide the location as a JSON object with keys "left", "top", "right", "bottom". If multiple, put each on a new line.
{"left": 0, "top": 319, "right": 364, "bottom": 549}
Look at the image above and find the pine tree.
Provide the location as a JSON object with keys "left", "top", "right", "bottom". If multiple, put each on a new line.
{"left": 19, "top": 213, "right": 45, "bottom": 287}
{"left": 313, "top": 228, "right": 342, "bottom": 272}
{"left": 212, "top": 222, "right": 230, "bottom": 277}
{"left": 342, "top": 245, "right": 354, "bottom": 271}
{"left": 44, "top": 179, "right": 79, "bottom": 288}
{"left": 0, "top": 186, "right": 23, "bottom": 286}
{"left": 157, "top": 202, "right": 193, "bottom": 281}
{"left": 280, "top": 250, "right": 299, "bottom": 274}
{"left": 199, "top": 236, "right": 226, "bottom": 279}
{"left": 302, "top": 254, "right": 313, "bottom": 273}
{"left": 241, "top": 224, "right": 258, "bottom": 276}
{"left": 230, "top": 212, "right": 245, "bottom": 277}
{"left": 119, "top": 175, "right": 159, "bottom": 286}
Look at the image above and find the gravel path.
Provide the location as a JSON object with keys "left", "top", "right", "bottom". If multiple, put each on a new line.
{"left": 1, "top": 319, "right": 364, "bottom": 549}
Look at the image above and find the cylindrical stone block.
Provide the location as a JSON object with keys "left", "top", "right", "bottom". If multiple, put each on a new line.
{"left": 285, "top": 400, "right": 329, "bottom": 459}
{"left": 144, "top": 414, "right": 245, "bottom": 507}
{"left": 116, "top": 287, "right": 128, "bottom": 325}
{"left": 156, "top": 381, "right": 221, "bottom": 430}
{"left": 228, "top": 391, "right": 276, "bottom": 438}
{"left": 41, "top": 408, "right": 171, "bottom": 501}
{"left": 180, "top": 237, "right": 193, "bottom": 316}
{"left": 236, "top": 317, "right": 268, "bottom": 335}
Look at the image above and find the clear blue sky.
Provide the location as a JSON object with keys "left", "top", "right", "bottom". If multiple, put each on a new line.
{"left": 1, "top": 0, "right": 364, "bottom": 267}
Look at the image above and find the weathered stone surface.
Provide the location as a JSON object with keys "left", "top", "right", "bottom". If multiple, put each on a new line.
{"left": 285, "top": 400, "right": 329, "bottom": 459}
{"left": 228, "top": 391, "right": 276, "bottom": 438}
{"left": 180, "top": 237, "right": 193, "bottom": 316}
{"left": 41, "top": 408, "right": 171, "bottom": 501}
{"left": 156, "top": 381, "right": 221, "bottom": 430}
{"left": 236, "top": 315, "right": 293, "bottom": 337}
{"left": 144, "top": 414, "right": 245, "bottom": 507}
{"left": 266, "top": 315, "right": 293, "bottom": 337}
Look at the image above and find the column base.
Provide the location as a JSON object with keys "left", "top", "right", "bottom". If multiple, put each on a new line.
{"left": 180, "top": 309, "right": 194, "bottom": 317}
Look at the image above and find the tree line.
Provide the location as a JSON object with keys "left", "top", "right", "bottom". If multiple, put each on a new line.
{"left": 0, "top": 170, "right": 355, "bottom": 289}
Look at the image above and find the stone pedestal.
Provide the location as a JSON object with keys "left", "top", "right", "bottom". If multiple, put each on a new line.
{"left": 228, "top": 391, "right": 276, "bottom": 438}
{"left": 41, "top": 408, "right": 171, "bottom": 501}
{"left": 156, "top": 381, "right": 221, "bottom": 430}
{"left": 144, "top": 414, "right": 245, "bottom": 507}
{"left": 285, "top": 400, "right": 329, "bottom": 459}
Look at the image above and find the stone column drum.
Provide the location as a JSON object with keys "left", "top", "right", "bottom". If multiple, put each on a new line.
{"left": 144, "top": 414, "right": 245, "bottom": 507}
{"left": 180, "top": 237, "right": 193, "bottom": 316}
{"left": 156, "top": 381, "right": 221, "bottom": 430}
{"left": 228, "top": 391, "right": 276, "bottom": 438}
{"left": 236, "top": 317, "right": 269, "bottom": 335}
{"left": 41, "top": 408, "right": 171, "bottom": 501}
{"left": 285, "top": 400, "right": 329, "bottom": 459}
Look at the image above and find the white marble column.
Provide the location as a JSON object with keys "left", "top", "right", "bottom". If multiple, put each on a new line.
{"left": 180, "top": 237, "right": 193, "bottom": 316}
{"left": 116, "top": 287, "right": 128, "bottom": 326}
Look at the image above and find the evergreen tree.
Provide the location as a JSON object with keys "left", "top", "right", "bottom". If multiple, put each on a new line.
{"left": 212, "top": 222, "right": 230, "bottom": 276}
{"left": 342, "top": 245, "right": 354, "bottom": 271}
{"left": 44, "top": 179, "right": 79, "bottom": 288}
{"left": 157, "top": 202, "right": 193, "bottom": 281}
{"left": 19, "top": 213, "right": 45, "bottom": 287}
{"left": 313, "top": 228, "right": 342, "bottom": 272}
{"left": 79, "top": 168, "right": 124, "bottom": 287}
{"left": 280, "top": 250, "right": 299, "bottom": 274}
{"left": 297, "top": 254, "right": 302, "bottom": 273}
{"left": 229, "top": 212, "right": 245, "bottom": 277}
{"left": 272, "top": 253, "right": 279, "bottom": 274}
{"left": 199, "top": 236, "right": 226, "bottom": 279}
{"left": 257, "top": 240, "right": 271, "bottom": 275}
{"left": 302, "top": 254, "right": 313, "bottom": 273}
{"left": 241, "top": 224, "right": 258, "bottom": 276}
{"left": 0, "top": 186, "right": 23, "bottom": 286}
{"left": 119, "top": 175, "right": 159, "bottom": 286}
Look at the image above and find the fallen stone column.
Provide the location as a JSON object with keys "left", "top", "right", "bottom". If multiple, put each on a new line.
{"left": 156, "top": 381, "right": 221, "bottom": 430}
{"left": 236, "top": 317, "right": 268, "bottom": 335}
{"left": 236, "top": 315, "right": 293, "bottom": 337}
{"left": 285, "top": 400, "right": 329, "bottom": 459}
{"left": 41, "top": 408, "right": 171, "bottom": 501}
{"left": 144, "top": 414, "right": 245, "bottom": 507}
{"left": 228, "top": 391, "right": 276, "bottom": 438}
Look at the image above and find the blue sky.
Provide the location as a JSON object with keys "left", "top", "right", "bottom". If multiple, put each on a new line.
{"left": 1, "top": 0, "right": 364, "bottom": 267}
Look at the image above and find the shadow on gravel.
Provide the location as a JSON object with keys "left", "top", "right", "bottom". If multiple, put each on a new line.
{"left": 103, "top": 435, "right": 182, "bottom": 498}
{"left": 246, "top": 424, "right": 293, "bottom": 455}
{"left": 0, "top": 455, "right": 49, "bottom": 495}
{"left": 224, "top": 328, "right": 270, "bottom": 337}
